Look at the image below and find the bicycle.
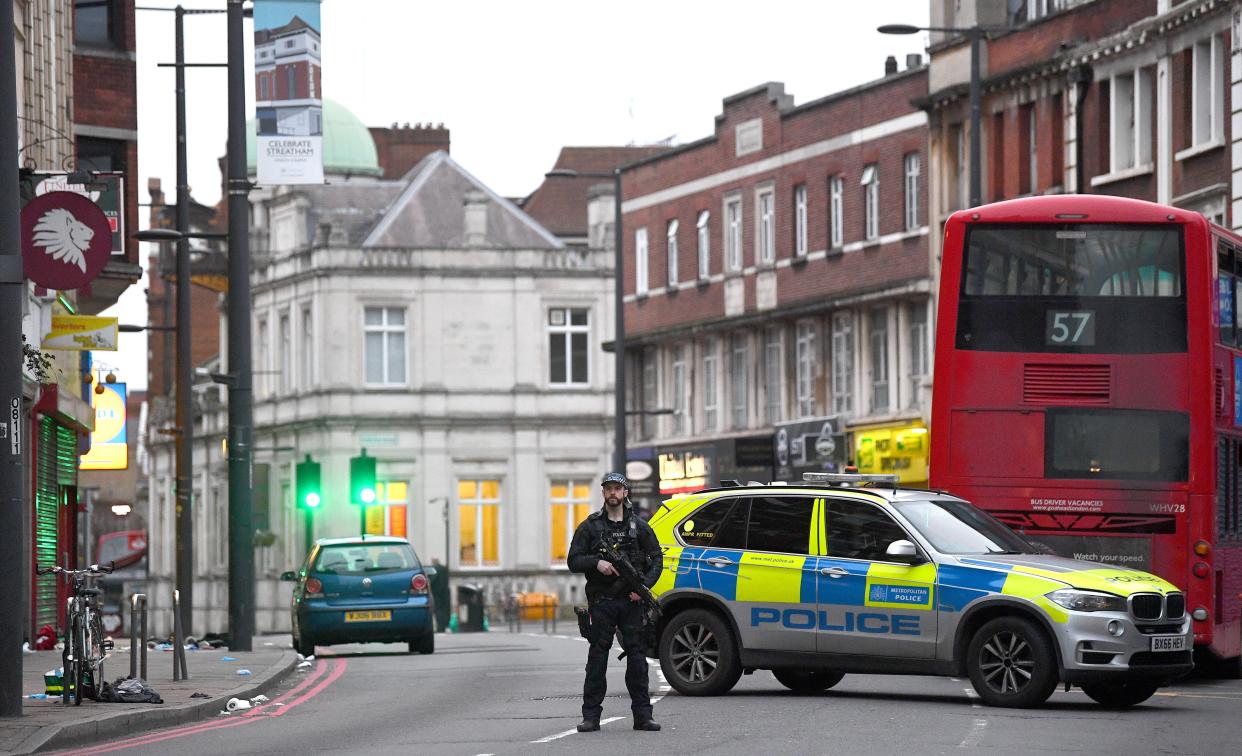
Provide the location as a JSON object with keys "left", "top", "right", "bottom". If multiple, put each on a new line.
{"left": 35, "top": 563, "right": 114, "bottom": 705}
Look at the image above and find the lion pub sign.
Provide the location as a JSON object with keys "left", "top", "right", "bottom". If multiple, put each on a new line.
{"left": 21, "top": 191, "right": 113, "bottom": 291}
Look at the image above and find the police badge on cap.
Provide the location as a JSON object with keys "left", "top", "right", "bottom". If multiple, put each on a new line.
{"left": 601, "top": 472, "right": 630, "bottom": 489}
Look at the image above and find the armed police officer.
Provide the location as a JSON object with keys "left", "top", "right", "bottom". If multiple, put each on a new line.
{"left": 566, "top": 472, "right": 663, "bottom": 733}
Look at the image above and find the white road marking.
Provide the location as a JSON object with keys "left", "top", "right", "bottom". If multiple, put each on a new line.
{"left": 531, "top": 716, "right": 625, "bottom": 743}
{"left": 959, "top": 718, "right": 988, "bottom": 748}
{"left": 963, "top": 687, "right": 983, "bottom": 709}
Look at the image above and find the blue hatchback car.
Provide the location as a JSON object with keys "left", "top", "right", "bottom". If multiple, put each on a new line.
{"left": 282, "top": 537, "right": 436, "bottom": 656}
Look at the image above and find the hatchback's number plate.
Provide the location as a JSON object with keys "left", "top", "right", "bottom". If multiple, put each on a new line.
{"left": 1150, "top": 635, "right": 1186, "bottom": 652}
{"left": 344, "top": 610, "right": 391, "bottom": 622}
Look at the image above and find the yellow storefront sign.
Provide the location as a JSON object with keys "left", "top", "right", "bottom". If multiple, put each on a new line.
{"left": 42, "top": 315, "right": 119, "bottom": 351}
{"left": 854, "top": 422, "right": 929, "bottom": 485}
{"left": 80, "top": 383, "right": 127, "bottom": 470}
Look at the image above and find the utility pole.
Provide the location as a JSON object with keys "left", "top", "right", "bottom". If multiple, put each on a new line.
{"left": 173, "top": 4, "right": 194, "bottom": 638}
{"left": 612, "top": 170, "right": 626, "bottom": 473}
{"left": 0, "top": 2, "right": 26, "bottom": 719}
{"left": 226, "top": 0, "right": 255, "bottom": 652}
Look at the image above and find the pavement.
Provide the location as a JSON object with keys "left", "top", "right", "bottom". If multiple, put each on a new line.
{"left": 0, "top": 635, "right": 298, "bottom": 755}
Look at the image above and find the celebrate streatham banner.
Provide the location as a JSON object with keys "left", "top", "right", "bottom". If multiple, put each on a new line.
{"left": 254, "top": 0, "right": 324, "bottom": 184}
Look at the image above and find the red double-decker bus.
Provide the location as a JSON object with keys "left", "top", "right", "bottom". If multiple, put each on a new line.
{"left": 930, "top": 194, "right": 1241, "bottom": 672}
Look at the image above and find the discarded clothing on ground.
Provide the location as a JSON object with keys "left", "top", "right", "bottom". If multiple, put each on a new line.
{"left": 98, "top": 676, "right": 164, "bottom": 704}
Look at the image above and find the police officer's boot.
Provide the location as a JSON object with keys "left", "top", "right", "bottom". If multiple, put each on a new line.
{"left": 633, "top": 718, "right": 661, "bottom": 731}
{"left": 577, "top": 718, "right": 600, "bottom": 732}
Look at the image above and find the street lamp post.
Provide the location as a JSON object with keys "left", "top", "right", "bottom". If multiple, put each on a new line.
{"left": 133, "top": 226, "right": 226, "bottom": 638}
{"left": 878, "top": 23, "right": 1005, "bottom": 209}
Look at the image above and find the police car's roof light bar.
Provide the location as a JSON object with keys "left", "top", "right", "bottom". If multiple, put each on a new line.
{"left": 802, "top": 472, "right": 899, "bottom": 489}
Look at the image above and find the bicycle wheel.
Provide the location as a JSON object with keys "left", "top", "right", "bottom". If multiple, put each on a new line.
{"left": 66, "top": 613, "right": 84, "bottom": 706}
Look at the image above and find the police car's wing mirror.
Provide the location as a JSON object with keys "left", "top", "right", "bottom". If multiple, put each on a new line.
{"left": 885, "top": 540, "right": 925, "bottom": 564}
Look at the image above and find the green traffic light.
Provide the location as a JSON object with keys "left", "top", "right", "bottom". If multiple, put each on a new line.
{"left": 296, "top": 454, "right": 322, "bottom": 511}
{"left": 350, "top": 450, "right": 377, "bottom": 506}
{"left": 305, "top": 492, "right": 321, "bottom": 508}
{"left": 360, "top": 488, "right": 376, "bottom": 504}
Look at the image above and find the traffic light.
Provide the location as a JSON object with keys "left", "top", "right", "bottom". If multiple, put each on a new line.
{"left": 350, "top": 450, "right": 377, "bottom": 506}
{"left": 296, "top": 455, "right": 321, "bottom": 509}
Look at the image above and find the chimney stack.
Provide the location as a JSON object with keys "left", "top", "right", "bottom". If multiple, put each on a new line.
{"left": 906, "top": 53, "right": 923, "bottom": 69}
{"left": 884, "top": 55, "right": 898, "bottom": 75}
{"left": 586, "top": 183, "right": 616, "bottom": 251}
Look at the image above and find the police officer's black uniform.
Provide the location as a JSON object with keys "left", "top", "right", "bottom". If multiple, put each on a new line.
{"left": 566, "top": 473, "right": 663, "bottom": 732}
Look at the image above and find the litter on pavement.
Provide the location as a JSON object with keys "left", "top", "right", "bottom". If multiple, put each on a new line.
{"left": 236, "top": 669, "right": 252, "bottom": 675}
{"left": 225, "top": 697, "right": 251, "bottom": 712}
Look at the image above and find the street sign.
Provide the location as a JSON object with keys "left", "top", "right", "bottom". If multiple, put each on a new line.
{"left": 41, "top": 315, "right": 118, "bottom": 351}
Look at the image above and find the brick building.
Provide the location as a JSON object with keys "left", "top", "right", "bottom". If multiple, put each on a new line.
{"left": 924, "top": 0, "right": 1238, "bottom": 267}
{"left": 618, "top": 65, "right": 933, "bottom": 506}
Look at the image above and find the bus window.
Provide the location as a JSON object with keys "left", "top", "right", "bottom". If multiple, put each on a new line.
{"left": 958, "top": 224, "right": 1186, "bottom": 353}
{"left": 1045, "top": 408, "right": 1189, "bottom": 482}
{"left": 1218, "top": 241, "right": 1234, "bottom": 346}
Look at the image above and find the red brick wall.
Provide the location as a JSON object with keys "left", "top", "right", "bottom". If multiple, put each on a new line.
{"left": 622, "top": 73, "right": 929, "bottom": 338}
{"left": 987, "top": 0, "right": 1156, "bottom": 76}
{"left": 370, "top": 125, "right": 451, "bottom": 179}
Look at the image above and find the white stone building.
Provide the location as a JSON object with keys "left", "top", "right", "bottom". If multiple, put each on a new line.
{"left": 145, "top": 111, "right": 616, "bottom": 635}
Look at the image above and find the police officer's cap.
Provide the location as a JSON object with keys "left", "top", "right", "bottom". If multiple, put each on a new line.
{"left": 601, "top": 472, "right": 630, "bottom": 489}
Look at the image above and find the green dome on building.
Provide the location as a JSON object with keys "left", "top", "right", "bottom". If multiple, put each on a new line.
{"left": 248, "top": 99, "right": 382, "bottom": 177}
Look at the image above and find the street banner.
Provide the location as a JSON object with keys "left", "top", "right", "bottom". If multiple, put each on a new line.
{"left": 254, "top": 0, "right": 324, "bottom": 185}
{"left": 22, "top": 171, "right": 127, "bottom": 257}
{"left": 80, "top": 382, "right": 127, "bottom": 471}
{"left": 21, "top": 191, "right": 114, "bottom": 290}
{"left": 41, "top": 315, "right": 119, "bottom": 351}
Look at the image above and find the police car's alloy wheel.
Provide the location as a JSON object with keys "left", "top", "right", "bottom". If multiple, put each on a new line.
{"left": 659, "top": 608, "right": 742, "bottom": 696}
{"left": 966, "top": 616, "right": 1058, "bottom": 708}
{"left": 772, "top": 669, "right": 845, "bottom": 693}
{"left": 1079, "top": 680, "right": 1159, "bottom": 708}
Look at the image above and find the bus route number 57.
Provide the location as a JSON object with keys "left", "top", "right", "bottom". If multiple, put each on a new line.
{"left": 1046, "top": 310, "right": 1095, "bottom": 346}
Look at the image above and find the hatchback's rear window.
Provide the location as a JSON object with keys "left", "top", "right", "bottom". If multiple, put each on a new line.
{"left": 313, "top": 544, "right": 420, "bottom": 575}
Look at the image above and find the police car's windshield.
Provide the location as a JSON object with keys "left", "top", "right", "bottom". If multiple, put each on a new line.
{"left": 893, "top": 499, "right": 1036, "bottom": 555}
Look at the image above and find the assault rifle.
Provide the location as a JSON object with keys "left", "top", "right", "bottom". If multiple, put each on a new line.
{"left": 596, "top": 532, "right": 662, "bottom": 659}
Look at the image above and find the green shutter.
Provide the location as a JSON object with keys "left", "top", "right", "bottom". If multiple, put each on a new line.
{"left": 33, "top": 418, "right": 60, "bottom": 630}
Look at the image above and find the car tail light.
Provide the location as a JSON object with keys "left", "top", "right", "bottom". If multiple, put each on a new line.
{"left": 410, "top": 574, "right": 429, "bottom": 594}
{"left": 304, "top": 577, "right": 323, "bottom": 596}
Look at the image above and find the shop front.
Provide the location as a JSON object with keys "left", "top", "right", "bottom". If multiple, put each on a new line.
{"left": 774, "top": 416, "right": 848, "bottom": 483}
{"left": 625, "top": 446, "right": 661, "bottom": 518}
{"left": 656, "top": 435, "right": 775, "bottom": 497}
{"left": 852, "top": 420, "right": 930, "bottom": 487}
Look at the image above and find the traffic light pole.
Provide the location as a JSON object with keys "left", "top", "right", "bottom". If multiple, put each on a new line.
{"left": 173, "top": 4, "right": 195, "bottom": 638}
{"left": 0, "top": 2, "right": 26, "bottom": 720}
{"left": 304, "top": 508, "right": 313, "bottom": 556}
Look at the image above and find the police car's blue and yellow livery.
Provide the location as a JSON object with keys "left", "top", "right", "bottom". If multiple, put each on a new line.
{"left": 648, "top": 474, "right": 1192, "bottom": 708}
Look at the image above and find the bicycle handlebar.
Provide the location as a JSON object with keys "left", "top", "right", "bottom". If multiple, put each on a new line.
{"left": 35, "top": 562, "right": 115, "bottom": 576}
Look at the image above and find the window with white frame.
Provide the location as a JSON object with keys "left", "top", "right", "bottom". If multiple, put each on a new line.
{"left": 300, "top": 305, "right": 313, "bottom": 389}
{"left": 1190, "top": 35, "right": 1224, "bottom": 149}
{"left": 635, "top": 228, "right": 649, "bottom": 295}
{"left": 364, "top": 306, "right": 407, "bottom": 386}
{"left": 671, "top": 345, "right": 688, "bottom": 434}
{"left": 757, "top": 187, "right": 775, "bottom": 264}
{"left": 862, "top": 164, "right": 879, "bottom": 241}
{"left": 829, "top": 175, "right": 843, "bottom": 249}
{"left": 666, "top": 219, "right": 679, "bottom": 287}
{"left": 903, "top": 154, "right": 920, "bottom": 230}
{"left": 549, "top": 480, "right": 592, "bottom": 564}
{"left": 703, "top": 337, "right": 719, "bottom": 431}
{"left": 279, "top": 311, "right": 291, "bottom": 394}
{"left": 908, "top": 302, "right": 929, "bottom": 409}
{"left": 869, "top": 307, "right": 890, "bottom": 413}
{"left": 725, "top": 196, "right": 743, "bottom": 271}
{"left": 795, "top": 320, "right": 816, "bottom": 418}
{"left": 794, "top": 184, "right": 808, "bottom": 257}
{"left": 831, "top": 312, "right": 854, "bottom": 415}
{"left": 457, "top": 479, "right": 500, "bottom": 567}
{"left": 1025, "top": 105, "right": 1038, "bottom": 192}
{"left": 763, "top": 328, "right": 782, "bottom": 425}
{"left": 257, "top": 317, "right": 269, "bottom": 397}
{"left": 731, "top": 332, "right": 749, "bottom": 428}
{"left": 697, "top": 211, "right": 710, "bottom": 279}
{"left": 1110, "top": 68, "right": 1152, "bottom": 173}
{"left": 641, "top": 347, "right": 658, "bottom": 439}
{"left": 548, "top": 307, "right": 590, "bottom": 386}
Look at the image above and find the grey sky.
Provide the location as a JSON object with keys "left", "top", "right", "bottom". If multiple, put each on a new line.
{"left": 105, "top": 0, "right": 931, "bottom": 390}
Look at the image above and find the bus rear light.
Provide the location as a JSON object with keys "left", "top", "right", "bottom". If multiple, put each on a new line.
{"left": 1192, "top": 607, "right": 1209, "bottom": 622}
{"left": 1193, "top": 540, "right": 1211, "bottom": 557}
{"left": 304, "top": 577, "right": 323, "bottom": 596}
{"left": 411, "top": 574, "right": 429, "bottom": 594}
{"left": 1192, "top": 562, "right": 1210, "bottom": 578}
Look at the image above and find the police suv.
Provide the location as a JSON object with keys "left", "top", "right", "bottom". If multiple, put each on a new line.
{"left": 649, "top": 474, "right": 1193, "bottom": 708}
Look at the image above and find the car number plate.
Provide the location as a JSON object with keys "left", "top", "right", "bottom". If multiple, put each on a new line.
{"left": 1150, "top": 635, "right": 1186, "bottom": 652}
{"left": 344, "top": 610, "right": 391, "bottom": 623}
